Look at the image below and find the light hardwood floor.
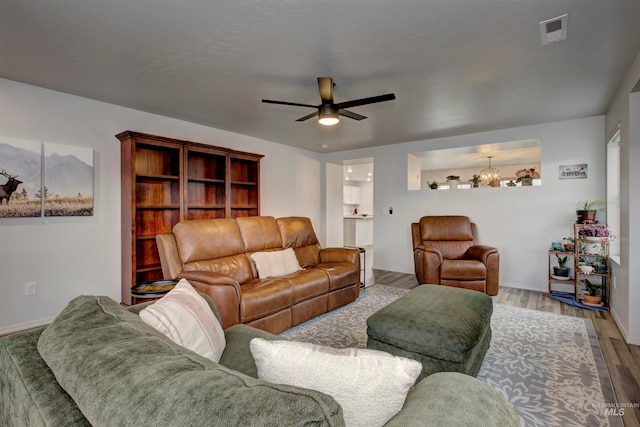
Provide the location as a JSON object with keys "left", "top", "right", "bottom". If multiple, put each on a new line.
{"left": 373, "top": 269, "right": 640, "bottom": 427}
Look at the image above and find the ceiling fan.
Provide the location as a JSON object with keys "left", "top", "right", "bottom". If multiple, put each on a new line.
{"left": 262, "top": 77, "right": 395, "bottom": 126}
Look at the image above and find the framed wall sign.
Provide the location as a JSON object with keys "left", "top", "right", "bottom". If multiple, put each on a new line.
{"left": 559, "top": 164, "right": 587, "bottom": 180}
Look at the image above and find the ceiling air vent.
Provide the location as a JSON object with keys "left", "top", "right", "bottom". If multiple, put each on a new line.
{"left": 539, "top": 14, "right": 568, "bottom": 46}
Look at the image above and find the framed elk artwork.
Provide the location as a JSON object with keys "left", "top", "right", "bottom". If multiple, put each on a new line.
{"left": 43, "top": 143, "right": 94, "bottom": 216}
{"left": 0, "top": 137, "right": 94, "bottom": 218}
{"left": 0, "top": 137, "right": 42, "bottom": 218}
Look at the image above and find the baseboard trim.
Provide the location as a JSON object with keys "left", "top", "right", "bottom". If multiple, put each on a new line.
{"left": 0, "top": 317, "right": 53, "bottom": 337}
{"left": 610, "top": 308, "right": 640, "bottom": 346}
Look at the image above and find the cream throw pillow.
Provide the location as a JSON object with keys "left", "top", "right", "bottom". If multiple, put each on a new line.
{"left": 250, "top": 248, "right": 302, "bottom": 278}
{"left": 249, "top": 338, "right": 422, "bottom": 427}
{"left": 139, "top": 279, "right": 226, "bottom": 362}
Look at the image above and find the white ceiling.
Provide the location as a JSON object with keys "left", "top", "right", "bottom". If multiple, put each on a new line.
{"left": 2, "top": 0, "right": 639, "bottom": 153}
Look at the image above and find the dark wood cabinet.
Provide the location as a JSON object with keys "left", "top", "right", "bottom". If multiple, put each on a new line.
{"left": 117, "top": 131, "right": 263, "bottom": 304}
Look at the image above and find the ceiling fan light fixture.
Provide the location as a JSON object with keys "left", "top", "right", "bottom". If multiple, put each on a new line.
{"left": 318, "top": 104, "right": 339, "bottom": 126}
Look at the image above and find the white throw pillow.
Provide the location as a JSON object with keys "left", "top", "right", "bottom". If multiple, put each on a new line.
{"left": 249, "top": 338, "right": 422, "bottom": 427}
{"left": 139, "top": 278, "right": 226, "bottom": 362}
{"left": 250, "top": 248, "right": 302, "bottom": 278}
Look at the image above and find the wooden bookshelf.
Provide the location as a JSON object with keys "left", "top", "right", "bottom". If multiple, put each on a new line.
{"left": 117, "top": 131, "right": 263, "bottom": 304}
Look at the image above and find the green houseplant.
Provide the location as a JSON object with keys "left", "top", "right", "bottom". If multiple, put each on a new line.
{"left": 428, "top": 180, "right": 438, "bottom": 190}
{"left": 581, "top": 278, "right": 602, "bottom": 304}
{"left": 553, "top": 254, "right": 570, "bottom": 277}
{"left": 575, "top": 199, "right": 604, "bottom": 224}
{"left": 469, "top": 175, "right": 481, "bottom": 188}
{"left": 446, "top": 175, "right": 460, "bottom": 189}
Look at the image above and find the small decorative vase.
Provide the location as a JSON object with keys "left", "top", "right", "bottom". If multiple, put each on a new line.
{"left": 521, "top": 177, "right": 533, "bottom": 186}
{"left": 490, "top": 179, "right": 501, "bottom": 187}
{"left": 448, "top": 180, "right": 459, "bottom": 189}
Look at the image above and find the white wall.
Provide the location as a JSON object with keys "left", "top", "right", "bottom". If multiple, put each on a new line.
{"left": 0, "top": 79, "right": 323, "bottom": 334}
{"left": 605, "top": 50, "right": 640, "bottom": 345}
{"left": 326, "top": 116, "right": 606, "bottom": 293}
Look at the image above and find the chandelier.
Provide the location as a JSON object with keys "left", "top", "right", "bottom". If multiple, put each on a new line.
{"left": 480, "top": 156, "right": 501, "bottom": 187}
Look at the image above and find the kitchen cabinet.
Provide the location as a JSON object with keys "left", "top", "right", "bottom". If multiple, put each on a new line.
{"left": 344, "top": 217, "right": 373, "bottom": 246}
{"left": 343, "top": 185, "right": 361, "bottom": 204}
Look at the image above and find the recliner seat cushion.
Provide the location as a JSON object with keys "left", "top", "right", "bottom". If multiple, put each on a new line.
{"left": 440, "top": 259, "right": 486, "bottom": 280}
{"left": 37, "top": 296, "right": 344, "bottom": 427}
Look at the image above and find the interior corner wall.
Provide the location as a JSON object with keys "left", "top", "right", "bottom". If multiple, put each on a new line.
{"left": 604, "top": 49, "right": 640, "bottom": 346}
{"left": 325, "top": 116, "right": 606, "bottom": 294}
{"left": 0, "top": 78, "right": 323, "bottom": 334}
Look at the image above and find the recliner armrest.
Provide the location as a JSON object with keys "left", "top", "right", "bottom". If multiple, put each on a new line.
{"left": 465, "top": 245, "right": 498, "bottom": 264}
{"left": 177, "top": 271, "right": 242, "bottom": 329}
{"left": 414, "top": 244, "right": 444, "bottom": 264}
{"left": 320, "top": 247, "right": 360, "bottom": 264}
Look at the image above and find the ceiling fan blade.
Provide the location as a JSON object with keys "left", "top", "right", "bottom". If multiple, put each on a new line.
{"left": 339, "top": 109, "right": 367, "bottom": 121}
{"left": 262, "top": 99, "right": 317, "bottom": 108}
{"left": 336, "top": 93, "right": 396, "bottom": 109}
{"left": 296, "top": 111, "right": 318, "bottom": 122}
{"left": 317, "top": 77, "right": 334, "bottom": 104}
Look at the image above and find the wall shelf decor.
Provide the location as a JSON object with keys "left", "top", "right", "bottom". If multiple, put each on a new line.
{"left": 117, "top": 131, "right": 263, "bottom": 304}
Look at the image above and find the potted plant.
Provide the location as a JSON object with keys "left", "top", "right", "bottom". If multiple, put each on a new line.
{"left": 428, "top": 180, "right": 438, "bottom": 190}
{"left": 581, "top": 278, "right": 602, "bottom": 304}
{"left": 576, "top": 199, "right": 603, "bottom": 224}
{"left": 515, "top": 167, "right": 540, "bottom": 186}
{"left": 576, "top": 223, "right": 614, "bottom": 241}
{"left": 506, "top": 180, "right": 516, "bottom": 187}
{"left": 446, "top": 175, "right": 460, "bottom": 189}
{"left": 562, "top": 236, "right": 575, "bottom": 252}
{"left": 594, "top": 256, "right": 607, "bottom": 274}
{"left": 469, "top": 175, "right": 481, "bottom": 188}
{"left": 553, "top": 254, "right": 570, "bottom": 277}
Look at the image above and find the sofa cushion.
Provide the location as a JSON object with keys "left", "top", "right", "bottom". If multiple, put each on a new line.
{"left": 277, "top": 217, "right": 321, "bottom": 267}
{"left": 250, "top": 338, "right": 422, "bottom": 427}
{"left": 237, "top": 216, "right": 283, "bottom": 252}
{"left": 139, "top": 279, "right": 226, "bottom": 362}
{"left": 174, "top": 218, "right": 245, "bottom": 263}
{"left": 250, "top": 248, "right": 302, "bottom": 278}
{"left": 37, "top": 296, "right": 344, "bottom": 427}
{"left": 240, "top": 278, "right": 293, "bottom": 322}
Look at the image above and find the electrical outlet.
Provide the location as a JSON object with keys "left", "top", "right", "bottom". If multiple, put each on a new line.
{"left": 25, "top": 281, "right": 37, "bottom": 296}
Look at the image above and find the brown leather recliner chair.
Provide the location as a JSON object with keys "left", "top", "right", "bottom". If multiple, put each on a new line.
{"left": 411, "top": 216, "right": 499, "bottom": 296}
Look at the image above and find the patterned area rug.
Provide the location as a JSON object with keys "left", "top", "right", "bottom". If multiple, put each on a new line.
{"left": 280, "top": 285, "right": 621, "bottom": 427}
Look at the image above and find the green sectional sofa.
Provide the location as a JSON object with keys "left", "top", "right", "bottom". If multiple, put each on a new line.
{"left": 0, "top": 294, "right": 519, "bottom": 426}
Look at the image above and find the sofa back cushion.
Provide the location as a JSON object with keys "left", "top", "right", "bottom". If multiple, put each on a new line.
{"left": 37, "top": 296, "right": 344, "bottom": 427}
{"left": 174, "top": 219, "right": 253, "bottom": 284}
{"left": 174, "top": 218, "right": 245, "bottom": 262}
{"left": 276, "top": 217, "right": 321, "bottom": 268}
{"left": 237, "top": 216, "right": 283, "bottom": 252}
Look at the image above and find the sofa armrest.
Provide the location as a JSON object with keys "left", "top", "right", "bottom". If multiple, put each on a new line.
{"left": 320, "top": 247, "right": 360, "bottom": 264}
{"left": 385, "top": 372, "right": 519, "bottom": 427}
{"left": 219, "top": 324, "right": 283, "bottom": 378}
{"left": 465, "top": 245, "right": 498, "bottom": 264}
{"left": 177, "top": 271, "right": 242, "bottom": 329}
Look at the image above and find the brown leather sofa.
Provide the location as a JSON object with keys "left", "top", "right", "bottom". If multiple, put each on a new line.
{"left": 411, "top": 215, "right": 499, "bottom": 296}
{"left": 156, "top": 216, "right": 360, "bottom": 334}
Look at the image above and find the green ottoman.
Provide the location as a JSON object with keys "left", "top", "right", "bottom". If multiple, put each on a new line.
{"left": 367, "top": 285, "right": 492, "bottom": 381}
